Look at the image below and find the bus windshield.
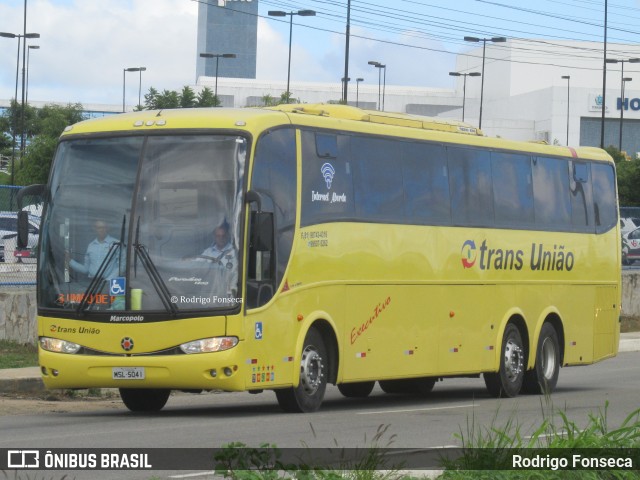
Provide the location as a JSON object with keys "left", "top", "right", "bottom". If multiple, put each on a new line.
{"left": 39, "top": 133, "right": 247, "bottom": 316}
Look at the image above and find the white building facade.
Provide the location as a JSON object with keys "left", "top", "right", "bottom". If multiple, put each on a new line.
{"left": 197, "top": 40, "right": 640, "bottom": 156}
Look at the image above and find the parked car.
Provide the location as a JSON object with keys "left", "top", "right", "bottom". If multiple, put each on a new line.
{"left": 0, "top": 212, "right": 40, "bottom": 263}
{"left": 621, "top": 217, "right": 640, "bottom": 236}
{"left": 622, "top": 226, "right": 640, "bottom": 265}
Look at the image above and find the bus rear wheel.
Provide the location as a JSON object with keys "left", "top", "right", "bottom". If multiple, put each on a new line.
{"left": 119, "top": 388, "right": 171, "bottom": 412}
{"left": 522, "top": 323, "right": 560, "bottom": 394}
{"left": 275, "top": 328, "right": 327, "bottom": 413}
{"left": 484, "top": 323, "right": 525, "bottom": 398}
{"left": 338, "top": 381, "right": 375, "bottom": 398}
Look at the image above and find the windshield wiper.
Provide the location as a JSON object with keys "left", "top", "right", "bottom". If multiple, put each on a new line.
{"left": 75, "top": 242, "right": 120, "bottom": 315}
{"left": 75, "top": 215, "right": 126, "bottom": 315}
{"left": 133, "top": 217, "right": 178, "bottom": 316}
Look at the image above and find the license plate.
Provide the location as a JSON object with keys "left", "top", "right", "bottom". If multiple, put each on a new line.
{"left": 112, "top": 367, "right": 145, "bottom": 380}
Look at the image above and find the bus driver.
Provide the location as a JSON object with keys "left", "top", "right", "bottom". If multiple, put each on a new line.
{"left": 186, "top": 221, "right": 238, "bottom": 298}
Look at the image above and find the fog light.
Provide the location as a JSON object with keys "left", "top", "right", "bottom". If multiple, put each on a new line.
{"left": 223, "top": 367, "right": 233, "bottom": 377}
{"left": 52, "top": 369, "right": 59, "bottom": 377}
{"left": 40, "top": 366, "right": 47, "bottom": 375}
{"left": 209, "top": 369, "right": 217, "bottom": 378}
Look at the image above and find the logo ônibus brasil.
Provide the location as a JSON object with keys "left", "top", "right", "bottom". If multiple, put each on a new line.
{"left": 461, "top": 239, "right": 575, "bottom": 272}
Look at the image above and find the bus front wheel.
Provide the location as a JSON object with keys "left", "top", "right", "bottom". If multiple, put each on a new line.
{"left": 522, "top": 323, "right": 560, "bottom": 394}
{"left": 275, "top": 328, "right": 328, "bottom": 413}
{"left": 484, "top": 323, "right": 525, "bottom": 398}
{"left": 119, "top": 388, "right": 171, "bottom": 412}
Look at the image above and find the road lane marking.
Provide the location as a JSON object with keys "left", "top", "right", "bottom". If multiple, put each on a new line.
{"left": 169, "top": 473, "right": 215, "bottom": 479}
{"left": 357, "top": 404, "right": 476, "bottom": 415}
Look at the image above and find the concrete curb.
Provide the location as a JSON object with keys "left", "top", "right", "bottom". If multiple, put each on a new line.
{"left": 0, "top": 366, "right": 44, "bottom": 394}
{"left": 1, "top": 335, "right": 639, "bottom": 396}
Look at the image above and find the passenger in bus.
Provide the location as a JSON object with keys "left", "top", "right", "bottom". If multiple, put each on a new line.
{"left": 186, "top": 220, "right": 238, "bottom": 297}
{"left": 66, "top": 220, "right": 120, "bottom": 279}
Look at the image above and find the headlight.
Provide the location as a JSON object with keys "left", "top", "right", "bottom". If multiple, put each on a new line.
{"left": 180, "top": 337, "right": 238, "bottom": 354}
{"left": 40, "top": 337, "right": 81, "bottom": 354}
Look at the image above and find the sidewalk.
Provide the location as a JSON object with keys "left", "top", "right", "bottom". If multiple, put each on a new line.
{"left": 1, "top": 334, "right": 639, "bottom": 396}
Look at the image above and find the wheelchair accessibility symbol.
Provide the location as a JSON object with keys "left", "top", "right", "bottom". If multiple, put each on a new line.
{"left": 255, "top": 322, "right": 263, "bottom": 340}
{"left": 110, "top": 277, "right": 126, "bottom": 296}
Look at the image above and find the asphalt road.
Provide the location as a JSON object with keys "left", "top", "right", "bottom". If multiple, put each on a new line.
{"left": 0, "top": 351, "right": 638, "bottom": 480}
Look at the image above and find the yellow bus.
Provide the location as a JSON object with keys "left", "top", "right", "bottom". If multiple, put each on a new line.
{"left": 24, "top": 104, "right": 621, "bottom": 413}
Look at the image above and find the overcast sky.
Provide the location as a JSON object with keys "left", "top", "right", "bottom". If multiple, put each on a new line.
{"left": 0, "top": 0, "right": 638, "bottom": 107}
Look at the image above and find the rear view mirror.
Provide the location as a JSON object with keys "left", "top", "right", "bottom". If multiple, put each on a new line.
{"left": 17, "top": 211, "right": 29, "bottom": 249}
{"left": 250, "top": 211, "right": 274, "bottom": 252}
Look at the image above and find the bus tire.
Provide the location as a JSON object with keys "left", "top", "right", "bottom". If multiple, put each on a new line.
{"left": 119, "top": 388, "right": 171, "bottom": 412}
{"left": 522, "top": 323, "right": 560, "bottom": 395}
{"left": 484, "top": 323, "right": 525, "bottom": 398}
{"left": 338, "top": 381, "right": 375, "bottom": 398}
{"left": 275, "top": 328, "right": 327, "bottom": 413}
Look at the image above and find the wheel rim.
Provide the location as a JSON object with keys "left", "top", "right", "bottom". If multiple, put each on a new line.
{"left": 540, "top": 336, "right": 557, "bottom": 380}
{"left": 504, "top": 337, "right": 524, "bottom": 383}
{"left": 300, "top": 344, "right": 324, "bottom": 395}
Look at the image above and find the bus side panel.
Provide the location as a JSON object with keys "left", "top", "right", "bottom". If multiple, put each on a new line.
{"left": 342, "top": 285, "right": 439, "bottom": 382}
{"left": 243, "top": 285, "right": 346, "bottom": 390}
{"left": 341, "top": 284, "right": 497, "bottom": 381}
{"left": 549, "top": 284, "right": 595, "bottom": 365}
{"left": 437, "top": 285, "right": 496, "bottom": 375}
{"left": 593, "top": 285, "right": 619, "bottom": 361}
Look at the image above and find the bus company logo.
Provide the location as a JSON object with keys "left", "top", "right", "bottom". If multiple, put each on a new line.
{"left": 460, "top": 239, "right": 575, "bottom": 272}
{"left": 121, "top": 337, "right": 134, "bottom": 351}
{"left": 321, "top": 163, "right": 335, "bottom": 189}
{"left": 461, "top": 240, "right": 477, "bottom": 268}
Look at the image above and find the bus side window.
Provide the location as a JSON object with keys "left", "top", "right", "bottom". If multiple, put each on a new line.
{"left": 591, "top": 163, "right": 617, "bottom": 233}
{"left": 569, "top": 161, "right": 593, "bottom": 230}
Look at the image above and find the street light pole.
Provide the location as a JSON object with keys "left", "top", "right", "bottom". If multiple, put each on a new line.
{"left": 26, "top": 44, "right": 39, "bottom": 106}
{"left": 449, "top": 71, "right": 481, "bottom": 122}
{"left": 561, "top": 75, "right": 570, "bottom": 145}
{"left": 356, "top": 78, "right": 363, "bottom": 107}
{"left": 268, "top": 9, "right": 316, "bottom": 103}
{"left": 341, "top": 77, "right": 350, "bottom": 103}
{"left": 382, "top": 65, "right": 387, "bottom": 111}
{"left": 200, "top": 53, "right": 236, "bottom": 106}
{"left": 620, "top": 77, "right": 632, "bottom": 151}
{"left": 342, "top": 0, "right": 351, "bottom": 103}
{"left": 0, "top": 31, "right": 39, "bottom": 184}
{"left": 123, "top": 67, "right": 145, "bottom": 113}
{"left": 1, "top": 32, "right": 21, "bottom": 185}
{"left": 464, "top": 36, "right": 507, "bottom": 129}
{"left": 368, "top": 61, "right": 385, "bottom": 111}
{"left": 137, "top": 67, "right": 146, "bottom": 108}
{"left": 606, "top": 57, "right": 640, "bottom": 151}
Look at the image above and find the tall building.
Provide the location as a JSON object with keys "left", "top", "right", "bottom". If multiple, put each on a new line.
{"left": 196, "top": 0, "right": 258, "bottom": 81}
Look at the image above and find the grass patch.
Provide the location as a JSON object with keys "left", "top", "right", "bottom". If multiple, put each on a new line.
{"left": 210, "top": 404, "right": 640, "bottom": 479}
{"left": 0, "top": 339, "right": 38, "bottom": 369}
{"left": 439, "top": 400, "right": 640, "bottom": 478}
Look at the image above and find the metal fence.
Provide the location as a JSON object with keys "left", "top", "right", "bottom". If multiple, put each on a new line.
{"left": 621, "top": 207, "right": 640, "bottom": 219}
{"left": 0, "top": 185, "right": 38, "bottom": 287}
